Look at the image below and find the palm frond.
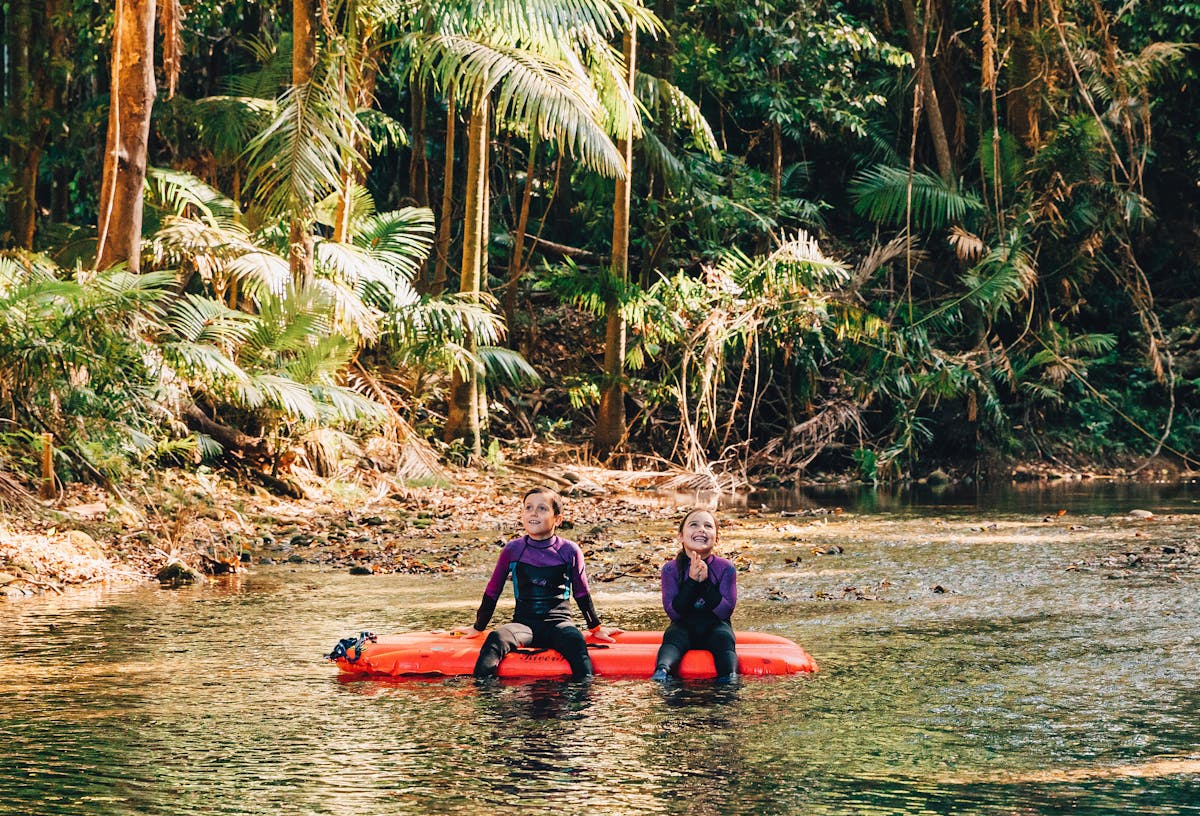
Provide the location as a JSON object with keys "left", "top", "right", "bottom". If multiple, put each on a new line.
{"left": 411, "top": 34, "right": 624, "bottom": 177}
{"left": 312, "top": 275, "right": 383, "bottom": 343}
{"left": 146, "top": 167, "right": 241, "bottom": 224}
{"left": 358, "top": 108, "right": 410, "bottom": 156}
{"left": 478, "top": 345, "right": 543, "bottom": 387}
{"left": 383, "top": 292, "right": 506, "bottom": 348}
{"left": 225, "top": 249, "right": 292, "bottom": 299}
{"left": 0, "top": 250, "right": 59, "bottom": 294}
{"left": 636, "top": 72, "right": 720, "bottom": 159}
{"left": 637, "top": 128, "right": 687, "bottom": 188}
{"left": 194, "top": 96, "right": 277, "bottom": 161}
{"left": 243, "top": 78, "right": 368, "bottom": 220}
{"left": 315, "top": 182, "right": 377, "bottom": 231}
{"left": 310, "top": 382, "right": 387, "bottom": 422}
{"left": 164, "top": 293, "right": 259, "bottom": 346}
{"left": 849, "top": 164, "right": 984, "bottom": 231}
{"left": 959, "top": 236, "right": 1038, "bottom": 319}
{"left": 351, "top": 206, "right": 436, "bottom": 280}
{"left": 224, "top": 34, "right": 292, "bottom": 98}
{"left": 251, "top": 372, "right": 321, "bottom": 420}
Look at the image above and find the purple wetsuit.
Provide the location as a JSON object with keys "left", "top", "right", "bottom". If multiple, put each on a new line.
{"left": 655, "top": 553, "right": 738, "bottom": 678}
{"left": 661, "top": 554, "right": 737, "bottom": 624}
{"left": 471, "top": 534, "right": 601, "bottom": 680}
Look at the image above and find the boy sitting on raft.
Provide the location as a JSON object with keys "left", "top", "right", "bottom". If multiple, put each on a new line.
{"left": 455, "top": 486, "right": 618, "bottom": 680}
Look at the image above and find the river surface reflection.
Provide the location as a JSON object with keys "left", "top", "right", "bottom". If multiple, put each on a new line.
{"left": 2, "top": 482, "right": 1198, "bottom": 815}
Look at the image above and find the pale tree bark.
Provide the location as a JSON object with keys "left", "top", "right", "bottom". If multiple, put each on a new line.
{"left": 594, "top": 27, "right": 636, "bottom": 460}
{"left": 332, "top": 33, "right": 380, "bottom": 244}
{"left": 444, "top": 92, "right": 488, "bottom": 456}
{"left": 96, "top": 0, "right": 157, "bottom": 272}
{"left": 289, "top": 0, "right": 317, "bottom": 286}
{"left": 900, "top": 0, "right": 954, "bottom": 186}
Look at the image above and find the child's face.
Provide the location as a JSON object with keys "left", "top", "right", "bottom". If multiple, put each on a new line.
{"left": 522, "top": 492, "right": 562, "bottom": 539}
{"left": 678, "top": 510, "right": 717, "bottom": 558}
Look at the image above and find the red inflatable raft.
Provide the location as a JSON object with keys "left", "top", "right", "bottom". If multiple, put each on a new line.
{"left": 328, "top": 629, "right": 818, "bottom": 679}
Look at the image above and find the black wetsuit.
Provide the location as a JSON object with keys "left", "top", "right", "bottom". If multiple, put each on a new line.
{"left": 471, "top": 534, "right": 601, "bottom": 680}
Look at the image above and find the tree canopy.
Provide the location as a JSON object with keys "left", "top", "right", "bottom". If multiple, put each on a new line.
{"left": 1, "top": 0, "right": 1198, "bottom": 490}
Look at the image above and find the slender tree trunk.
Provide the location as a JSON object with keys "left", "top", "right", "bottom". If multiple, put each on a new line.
{"left": 44, "top": 0, "right": 69, "bottom": 227}
{"left": 594, "top": 28, "right": 636, "bottom": 460}
{"left": 289, "top": 0, "right": 317, "bottom": 286}
{"left": 332, "top": 36, "right": 381, "bottom": 245}
{"left": 409, "top": 80, "right": 430, "bottom": 208}
{"left": 503, "top": 143, "right": 538, "bottom": 341}
{"left": 900, "top": 0, "right": 955, "bottom": 186}
{"left": 444, "top": 92, "right": 488, "bottom": 456}
{"left": 770, "top": 66, "right": 782, "bottom": 203}
{"left": 4, "top": 0, "right": 42, "bottom": 249}
{"left": 408, "top": 81, "right": 432, "bottom": 291}
{"left": 96, "top": 0, "right": 156, "bottom": 272}
{"left": 431, "top": 85, "right": 457, "bottom": 296}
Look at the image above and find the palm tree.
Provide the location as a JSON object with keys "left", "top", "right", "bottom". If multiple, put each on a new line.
{"left": 408, "top": 0, "right": 654, "bottom": 457}
{"left": 594, "top": 27, "right": 637, "bottom": 459}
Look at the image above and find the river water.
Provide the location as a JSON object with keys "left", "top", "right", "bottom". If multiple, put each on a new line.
{"left": 2, "top": 482, "right": 1198, "bottom": 815}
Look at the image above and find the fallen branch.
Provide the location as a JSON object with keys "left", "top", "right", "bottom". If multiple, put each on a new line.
{"left": 182, "top": 404, "right": 268, "bottom": 460}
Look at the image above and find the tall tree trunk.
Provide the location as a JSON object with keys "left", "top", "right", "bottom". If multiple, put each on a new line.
{"left": 770, "top": 66, "right": 782, "bottom": 203}
{"left": 408, "top": 81, "right": 432, "bottom": 291}
{"left": 4, "top": 0, "right": 43, "bottom": 249}
{"left": 503, "top": 143, "right": 538, "bottom": 341}
{"left": 44, "top": 0, "right": 69, "bottom": 227}
{"left": 1006, "top": 2, "right": 1041, "bottom": 148}
{"left": 289, "top": 0, "right": 317, "bottom": 286}
{"left": 409, "top": 80, "right": 430, "bottom": 208}
{"left": 594, "top": 28, "right": 636, "bottom": 460}
{"left": 96, "top": 0, "right": 156, "bottom": 272}
{"left": 444, "top": 92, "right": 488, "bottom": 456}
{"left": 431, "top": 85, "right": 457, "bottom": 296}
{"left": 900, "top": 0, "right": 955, "bottom": 186}
{"left": 332, "top": 37, "right": 380, "bottom": 245}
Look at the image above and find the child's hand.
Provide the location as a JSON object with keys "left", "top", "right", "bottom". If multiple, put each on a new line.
{"left": 688, "top": 550, "right": 708, "bottom": 582}
{"left": 452, "top": 625, "right": 485, "bottom": 638}
{"left": 589, "top": 625, "right": 620, "bottom": 643}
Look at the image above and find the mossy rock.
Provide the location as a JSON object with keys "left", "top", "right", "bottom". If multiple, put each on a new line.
{"left": 156, "top": 561, "right": 205, "bottom": 587}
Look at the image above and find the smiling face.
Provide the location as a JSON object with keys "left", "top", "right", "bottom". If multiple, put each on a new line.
{"left": 677, "top": 509, "right": 718, "bottom": 559}
{"left": 522, "top": 489, "right": 563, "bottom": 540}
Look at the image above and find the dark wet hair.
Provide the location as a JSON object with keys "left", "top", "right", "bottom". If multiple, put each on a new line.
{"left": 674, "top": 508, "right": 717, "bottom": 577}
{"left": 523, "top": 486, "right": 563, "bottom": 515}
{"left": 676, "top": 507, "right": 717, "bottom": 533}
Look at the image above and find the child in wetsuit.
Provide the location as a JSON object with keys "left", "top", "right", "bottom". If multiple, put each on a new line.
{"left": 455, "top": 486, "right": 617, "bottom": 680}
{"left": 651, "top": 508, "right": 738, "bottom": 683}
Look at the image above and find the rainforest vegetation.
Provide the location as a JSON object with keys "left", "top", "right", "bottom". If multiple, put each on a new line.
{"left": 1, "top": 0, "right": 1199, "bottom": 497}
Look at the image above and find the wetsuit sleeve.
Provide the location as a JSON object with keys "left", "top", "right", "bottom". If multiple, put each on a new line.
{"left": 566, "top": 540, "right": 592, "bottom": 599}
{"left": 574, "top": 593, "right": 602, "bottom": 630}
{"left": 711, "top": 559, "right": 737, "bottom": 621}
{"left": 472, "top": 592, "right": 499, "bottom": 631}
{"left": 661, "top": 561, "right": 684, "bottom": 623}
{"left": 472, "top": 544, "right": 515, "bottom": 630}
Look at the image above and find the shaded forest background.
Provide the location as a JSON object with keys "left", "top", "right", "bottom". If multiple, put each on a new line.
{"left": 2, "top": 0, "right": 1199, "bottom": 499}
